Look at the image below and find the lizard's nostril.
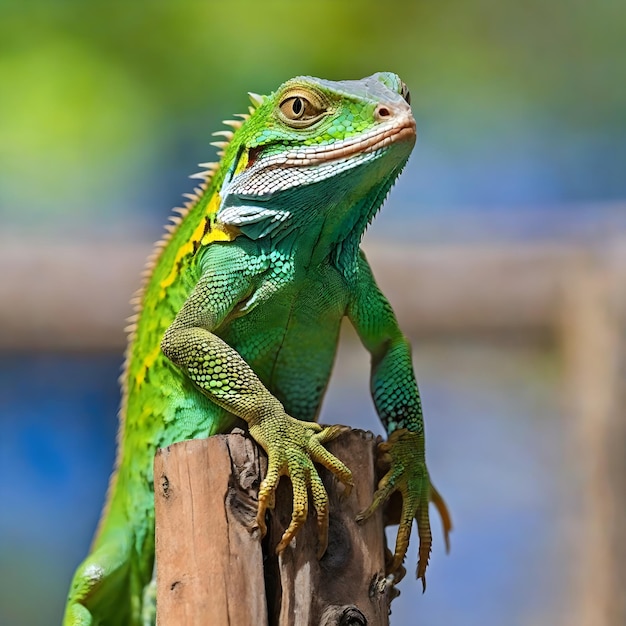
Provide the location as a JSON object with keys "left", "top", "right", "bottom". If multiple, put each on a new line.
{"left": 376, "top": 106, "right": 391, "bottom": 120}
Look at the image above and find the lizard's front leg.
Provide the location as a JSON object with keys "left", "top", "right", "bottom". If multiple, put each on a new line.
{"left": 160, "top": 247, "right": 353, "bottom": 556}
{"left": 348, "top": 252, "right": 451, "bottom": 589}
{"left": 356, "top": 429, "right": 451, "bottom": 586}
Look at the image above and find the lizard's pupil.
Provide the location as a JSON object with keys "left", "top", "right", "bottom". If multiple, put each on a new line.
{"left": 292, "top": 98, "right": 303, "bottom": 116}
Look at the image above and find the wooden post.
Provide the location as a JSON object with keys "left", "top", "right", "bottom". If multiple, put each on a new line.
{"left": 154, "top": 432, "right": 268, "bottom": 625}
{"left": 154, "top": 429, "right": 393, "bottom": 626}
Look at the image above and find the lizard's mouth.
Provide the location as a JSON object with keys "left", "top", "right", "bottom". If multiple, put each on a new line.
{"left": 281, "top": 115, "right": 416, "bottom": 167}
{"left": 222, "top": 113, "right": 416, "bottom": 204}
{"left": 245, "top": 115, "right": 416, "bottom": 171}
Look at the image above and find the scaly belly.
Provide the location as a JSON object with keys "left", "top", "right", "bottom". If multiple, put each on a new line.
{"left": 219, "top": 276, "right": 348, "bottom": 421}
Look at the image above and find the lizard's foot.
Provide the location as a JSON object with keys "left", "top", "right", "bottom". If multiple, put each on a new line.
{"left": 356, "top": 429, "right": 452, "bottom": 590}
{"left": 249, "top": 414, "right": 353, "bottom": 558}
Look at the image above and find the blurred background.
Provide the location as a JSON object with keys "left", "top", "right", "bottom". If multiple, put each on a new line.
{"left": 1, "top": 1, "right": 624, "bottom": 624}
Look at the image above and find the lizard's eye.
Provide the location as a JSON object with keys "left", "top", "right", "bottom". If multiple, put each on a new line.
{"left": 280, "top": 96, "right": 319, "bottom": 121}
{"left": 401, "top": 82, "right": 411, "bottom": 105}
{"left": 278, "top": 90, "right": 327, "bottom": 127}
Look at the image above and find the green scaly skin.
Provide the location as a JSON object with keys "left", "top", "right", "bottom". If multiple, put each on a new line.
{"left": 64, "top": 72, "right": 451, "bottom": 625}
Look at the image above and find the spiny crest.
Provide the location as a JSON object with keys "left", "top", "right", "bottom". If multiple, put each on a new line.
{"left": 212, "top": 130, "right": 235, "bottom": 140}
{"left": 248, "top": 92, "right": 266, "bottom": 108}
{"left": 189, "top": 161, "right": 219, "bottom": 180}
{"left": 123, "top": 313, "right": 140, "bottom": 334}
{"left": 186, "top": 93, "right": 263, "bottom": 181}
{"left": 122, "top": 107, "right": 253, "bottom": 340}
{"left": 131, "top": 183, "right": 209, "bottom": 300}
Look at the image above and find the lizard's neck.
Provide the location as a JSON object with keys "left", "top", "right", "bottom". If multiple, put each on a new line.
{"left": 219, "top": 166, "right": 399, "bottom": 277}
{"left": 262, "top": 190, "right": 376, "bottom": 278}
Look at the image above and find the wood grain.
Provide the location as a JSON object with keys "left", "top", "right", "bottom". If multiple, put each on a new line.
{"left": 154, "top": 429, "right": 395, "bottom": 625}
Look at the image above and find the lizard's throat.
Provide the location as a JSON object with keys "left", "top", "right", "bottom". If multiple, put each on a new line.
{"left": 216, "top": 151, "right": 408, "bottom": 251}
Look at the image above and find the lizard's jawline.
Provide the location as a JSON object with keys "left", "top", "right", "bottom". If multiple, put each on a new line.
{"left": 284, "top": 119, "right": 415, "bottom": 167}
{"left": 252, "top": 117, "right": 416, "bottom": 170}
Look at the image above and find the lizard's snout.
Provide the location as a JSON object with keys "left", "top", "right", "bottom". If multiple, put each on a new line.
{"left": 374, "top": 101, "right": 415, "bottom": 130}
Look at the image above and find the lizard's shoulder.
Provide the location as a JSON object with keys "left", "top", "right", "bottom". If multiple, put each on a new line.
{"left": 195, "top": 237, "right": 270, "bottom": 278}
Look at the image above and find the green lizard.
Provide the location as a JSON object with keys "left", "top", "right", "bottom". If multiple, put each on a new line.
{"left": 64, "top": 72, "right": 451, "bottom": 625}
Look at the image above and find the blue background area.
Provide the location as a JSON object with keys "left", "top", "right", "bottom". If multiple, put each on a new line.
{"left": 0, "top": 355, "right": 117, "bottom": 625}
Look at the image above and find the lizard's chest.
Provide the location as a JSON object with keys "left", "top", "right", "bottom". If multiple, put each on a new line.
{"left": 217, "top": 264, "right": 349, "bottom": 417}
{"left": 222, "top": 265, "right": 348, "bottom": 361}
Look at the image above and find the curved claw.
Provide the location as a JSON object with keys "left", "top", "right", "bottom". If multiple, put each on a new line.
{"left": 356, "top": 428, "right": 451, "bottom": 590}
{"left": 256, "top": 462, "right": 281, "bottom": 537}
{"left": 275, "top": 463, "right": 308, "bottom": 553}
{"left": 250, "top": 416, "right": 353, "bottom": 558}
{"left": 309, "top": 429, "right": 354, "bottom": 498}
{"left": 430, "top": 483, "right": 452, "bottom": 553}
{"left": 355, "top": 471, "right": 394, "bottom": 524}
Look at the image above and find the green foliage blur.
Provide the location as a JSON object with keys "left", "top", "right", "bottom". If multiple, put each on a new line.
{"left": 1, "top": 0, "right": 624, "bottom": 235}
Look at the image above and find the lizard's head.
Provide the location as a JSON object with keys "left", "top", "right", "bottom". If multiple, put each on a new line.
{"left": 216, "top": 73, "right": 416, "bottom": 241}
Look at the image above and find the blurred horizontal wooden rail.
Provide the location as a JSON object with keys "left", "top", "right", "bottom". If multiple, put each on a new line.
{"left": 0, "top": 237, "right": 624, "bottom": 350}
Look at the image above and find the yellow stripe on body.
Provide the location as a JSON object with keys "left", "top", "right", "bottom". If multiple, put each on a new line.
{"left": 133, "top": 193, "right": 240, "bottom": 388}
{"left": 135, "top": 344, "right": 161, "bottom": 387}
{"left": 159, "top": 193, "right": 235, "bottom": 292}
